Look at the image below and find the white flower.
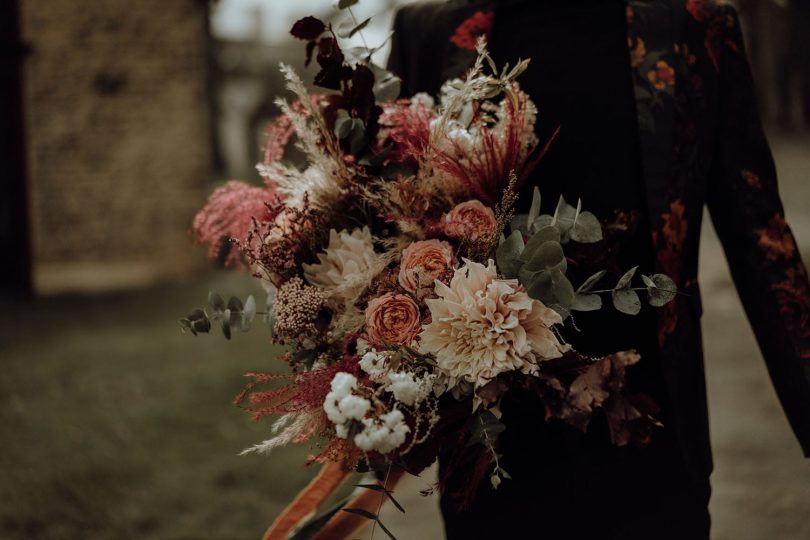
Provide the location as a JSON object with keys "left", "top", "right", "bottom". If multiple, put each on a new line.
{"left": 338, "top": 394, "right": 371, "bottom": 421}
{"left": 330, "top": 372, "right": 358, "bottom": 396}
{"left": 386, "top": 371, "right": 433, "bottom": 407}
{"left": 419, "top": 259, "right": 569, "bottom": 389}
{"left": 303, "top": 227, "right": 384, "bottom": 302}
{"left": 353, "top": 409, "right": 410, "bottom": 454}
{"left": 359, "top": 351, "right": 390, "bottom": 383}
{"left": 323, "top": 372, "right": 361, "bottom": 424}
{"left": 411, "top": 92, "right": 435, "bottom": 110}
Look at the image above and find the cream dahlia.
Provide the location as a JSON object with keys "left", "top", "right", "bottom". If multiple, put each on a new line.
{"left": 303, "top": 227, "right": 385, "bottom": 302}
{"left": 419, "top": 259, "right": 568, "bottom": 389}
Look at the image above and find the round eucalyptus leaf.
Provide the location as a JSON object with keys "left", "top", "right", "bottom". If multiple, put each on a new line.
{"left": 643, "top": 273, "right": 678, "bottom": 307}
{"left": 615, "top": 265, "right": 639, "bottom": 290}
{"left": 496, "top": 230, "right": 525, "bottom": 279}
{"left": 576, "top": 270, "right": 607, "bottom": 293}
{"left": 612, "top": 288, "right": 641, "bottom": 315}
{"left": 524, "top": 240, "right": 566, "bottom": 272}
{"left": 571, "top": 293, "right": 602, "bottom": 312}
{"left": 548, "top": 268, "right": 575, "bottom": 308}
{"left": 570, "top": 211, "right": 603, "bottom": 243}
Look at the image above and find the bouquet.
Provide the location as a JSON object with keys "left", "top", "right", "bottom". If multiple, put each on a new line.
{"left": 182, "top": 3, "right": 676, "bottom": 538}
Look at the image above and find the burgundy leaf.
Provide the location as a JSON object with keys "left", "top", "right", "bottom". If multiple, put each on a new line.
{"left": 290, "top": 16, "right": 326, "bottom": 41}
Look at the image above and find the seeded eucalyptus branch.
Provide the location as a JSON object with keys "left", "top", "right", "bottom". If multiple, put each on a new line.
{"left": 498, "top": 187, "right": 679, "bottom": 317}
{"left": 179, "top": 290, "right": 266, "bottom": 339}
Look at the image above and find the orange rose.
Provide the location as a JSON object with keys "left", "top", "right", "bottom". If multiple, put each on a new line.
{"left": 399, "top": 239, "right": 456, "bottom": 293}
{"left": 444, "top": 200, "right": 497, "bottom": 242}
{"left": 365, "top": 293, "right": 421, "bottom": 345}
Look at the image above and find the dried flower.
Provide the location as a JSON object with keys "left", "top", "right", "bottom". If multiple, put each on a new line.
{"left": 192, "top": 181, "right": 279, "bottom": 265}
{"left": 443, "top": 200, "right": 497, "bottom": 242}
{"left": 273, "top": 277, "right": 324, "bottom": 342}
{"left": 365, "top": 293, "right": 422, "bottom": 346}
{"left": 303, "top": 227, "right": 385, "bottom": 303}
{"left": 420, "top": 259, "right": 569, "bottom": 389}
{"left": 353, "top": 409, "right": 410, "bottom": 454}
{"left": 399, "top": 239, "right": 456, "bottom": 293}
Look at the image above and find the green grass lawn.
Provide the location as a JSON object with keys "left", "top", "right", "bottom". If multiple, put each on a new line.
{"left": 0, "top": 271, "right": 322, "bottom": 540}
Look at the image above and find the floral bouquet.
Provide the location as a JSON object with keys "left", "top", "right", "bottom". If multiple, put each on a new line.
{"left": 182, "top": 2, "right": 677, "bottom": 538}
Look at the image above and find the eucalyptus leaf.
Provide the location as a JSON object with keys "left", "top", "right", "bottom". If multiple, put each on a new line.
{"left": 243, "top": 295, "right": 256, "bottom": 322}
{"left": 528, "top": 187, "right": 541, "bottom": 225}
{"left": 570, "top": 210, "right": 603, "bottom": 243}
{"left": 510, "top": 214, "right": 529, "bottom": 235}
{"left": 334, "top": 110, "right": 352, "bottom": 139}
{"left": 572, "top": 293, "right": 602, "bottom": 312}
{"left": 496, "top": 230, "right": 525, "bottom": 279}
{"left": 373, "top": 71, "right": 402, "bottom": 102}
{"left": 615, "top": 266, "right": 639, "bottom": 290}
{"left": 525, "top": 270, "right": 552, "bottom": 302}
{"left": 577, "top": 270, "right": 607, "bottom": 293}
{"left": 468, "top": 411, "right": 506, "bottom": 447}
{"left": 336, "top": 16, "right": 371, "bottom": 39}
{"left": 530, "top": 214, "right": 555, "bottom": 234}
{"left": 520, "top": 228, "right": 560, "bottom": 263}
{"left": 208, "top": 291, "right": 225, "bottom": 314}
{"left": 612, "top": 288, "right": 641, "bottom": 315}
{"left": 548, "top": 268, "right": 575, "bottom": 308}
{"left": 337, "top": 0, "right": 359, "bottom": 9}
{"left": 642, "top": 273, "right": 678, "bottom": 307}
{"left": 524, "top": 240, "right": 566, "bottom": 273}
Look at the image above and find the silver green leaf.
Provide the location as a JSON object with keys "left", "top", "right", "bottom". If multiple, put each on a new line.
{"left": 615, "top": 266, "right": 638, "bottom": 290}
{"left": 576, "top": 270, "right": 607, "bottom": 293}
{"left": 571, "top": 293, "right": 602, "bottom": 312}
{"left": 496, "top": 230, "right": 525, "bottom": 279}
{"left": 524, "top": 240, "right": 566, "bottom": 273}
{"left": 527, "top": 187, "right": 541, "bottom": 225}
{"left": 521, "top": 227, "right": 562, "bottom": 264}
{"left": 612, "top": 289, "right": 641, "bottom": 315}
{"left": 336, "top": 16, "right": 371, "bottom": 39}
{"left": 642, "top": 273, "right": 677, "bottom": 307}
{"left": 569, "top": 210, "right": 603, "bottom": 243}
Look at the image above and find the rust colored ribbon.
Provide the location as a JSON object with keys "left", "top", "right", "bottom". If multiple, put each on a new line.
{"left": 262, "top": 461, "right": 351, "bottom": 540}
{"left": 312, "top": 469, "right": 405, "bottom": 540}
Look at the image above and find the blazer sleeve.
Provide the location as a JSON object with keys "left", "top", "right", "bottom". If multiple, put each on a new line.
{"left": 706, "top": 6, "right": 810, "bottom": 457}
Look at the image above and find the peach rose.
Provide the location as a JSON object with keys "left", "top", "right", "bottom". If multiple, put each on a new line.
{"left": 398, "top": 239, "right": 456, "bottom": 293}
{"left": 365, "top": 293, "right": 421, "bottom": 345}
{"left": 444, "top": 200, "right": 497, "bottom": 241}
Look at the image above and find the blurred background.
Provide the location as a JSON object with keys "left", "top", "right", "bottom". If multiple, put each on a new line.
{"left": 1, "top": 0, "right": 808, "bottom": 538}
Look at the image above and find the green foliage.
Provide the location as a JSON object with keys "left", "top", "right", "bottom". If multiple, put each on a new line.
{"left": 642, "top": 273, "right": 678, "bottom": 307}
{"left": 337, "top": 0, "right": 359, "bottom": 9}
{"left": 501, "top": 187, "right": 678, "bottom": 316}
{"left": 354, "top": 483, "right": 405, "bottom": 513}
{"left": 179, "top": 291, "right": 257, "bottom": 340}
{"left": 612, "top": 266, "right": 642, "bottom": 315}
{"left": 342, "top": 507, "right": 397, "bottom": 539}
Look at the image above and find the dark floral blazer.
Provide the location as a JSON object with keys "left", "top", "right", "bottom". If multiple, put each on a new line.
{"left": 389, "top": 0, "right": 810, "bottom": 480}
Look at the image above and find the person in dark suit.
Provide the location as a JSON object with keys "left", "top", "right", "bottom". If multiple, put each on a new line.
{"left": 387, "top": 1, "right": 810, "bottom": 538}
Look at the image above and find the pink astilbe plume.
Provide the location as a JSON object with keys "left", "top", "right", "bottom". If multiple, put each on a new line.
{"left": 235, "top": 356, "right": 362, "bottom": 422}
{"left": 431, "top": 83, "right": 556, "bottom": 206}
{"left": 380, "top": 97, "right": 435, "bottom": 162}
{"left": 262, "top": 110, "right": 296, "bottom": 166}
{"left": 192, "top": 180, "right": 280, "bottom": 266}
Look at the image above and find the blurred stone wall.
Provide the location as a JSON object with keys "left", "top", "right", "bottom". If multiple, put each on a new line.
{"left": 20, "top": 0, "right": 211, "bottom": 294}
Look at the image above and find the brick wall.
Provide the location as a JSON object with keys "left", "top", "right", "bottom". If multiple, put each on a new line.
{"left": 21, "top": 0, "right": 211, "bottom": 293}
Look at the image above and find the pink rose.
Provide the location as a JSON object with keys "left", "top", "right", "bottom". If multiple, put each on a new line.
{"left": 444, "top": 200, "right": 497, "bottom": 241}
{"left": 365, "top": 293, "right": 421, "bottom": 345}
{"left": 398, "top": 239, "right": 456, "bottom": 293}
